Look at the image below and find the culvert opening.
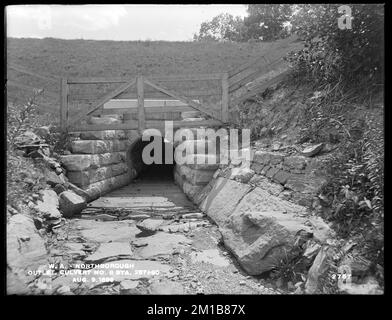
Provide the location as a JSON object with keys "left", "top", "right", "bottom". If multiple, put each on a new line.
{"left": 128, "top": 135, "right": 175, "bottom": 181}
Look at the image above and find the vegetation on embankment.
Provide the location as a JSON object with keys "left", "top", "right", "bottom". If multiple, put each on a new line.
{"left": 229, "top": 4, "right": 384, "bottom": 289}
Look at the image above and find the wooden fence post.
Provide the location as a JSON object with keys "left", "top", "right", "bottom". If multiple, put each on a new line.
{"left": 137, "top": 76, "right": 146, "bottom": 133}
{"left": 60, "top": 77, "right": 68, "bottom": 131}
{"left": 221, "top": 72, "right": 229, "bottom": 123}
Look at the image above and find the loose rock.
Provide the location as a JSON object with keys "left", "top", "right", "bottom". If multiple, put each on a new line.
{"left": 302, "top": 143, "right": 324, "bottom": 157}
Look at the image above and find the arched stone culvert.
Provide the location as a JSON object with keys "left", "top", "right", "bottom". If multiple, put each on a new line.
{"left": 60, "top": 114, "right": 228, "bottom": 203}
{"left": 126, "top": 135, "right": 176, "bottom": 181}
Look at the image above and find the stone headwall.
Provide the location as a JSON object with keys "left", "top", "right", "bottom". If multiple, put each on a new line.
{"left": 173, "top": 136, "right": 221, "bottom": 203}
{"left": 174, "top": 155, "right": 219, "bottom": 202}
{"left": 60, "top": 116, "right": 141, "bottom": 201}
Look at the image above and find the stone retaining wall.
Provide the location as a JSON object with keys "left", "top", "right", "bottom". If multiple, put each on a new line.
{"left": 249, "top": 150, "right": 327, "bottom": 207}
{"left": 173, "top": 136, "right": 221, "bottom": 203}
{"left": 175, "top": 146, "right": 327, "bottom": 209}
{"left": 175, "top": 147, "right": 333, "bottom": 277}
{"left": 188, "top": 160, "right": 333, "bottom": 276}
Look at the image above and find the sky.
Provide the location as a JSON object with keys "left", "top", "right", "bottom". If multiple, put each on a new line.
{"left": 6, "top": 4, "right": 248, "bottom": 41}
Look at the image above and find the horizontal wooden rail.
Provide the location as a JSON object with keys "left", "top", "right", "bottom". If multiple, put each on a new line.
{"left": 103, "top": 99, "right": 199, "bottom": 109}
{"left": 67, "top": 73, "right": 224, "bottom": 84}
{"left": 68, "top": 119, "right": 223, "bottom": 132}
{"left": 101, "top": 106, "right": 196, "bottom": 115}
{"left": 69, "top": 89, "right": 220, "bottom": 101}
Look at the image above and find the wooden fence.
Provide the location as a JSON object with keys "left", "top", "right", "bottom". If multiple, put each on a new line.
{"left": 61, "top": 72, "right": 229, "bottom": 133}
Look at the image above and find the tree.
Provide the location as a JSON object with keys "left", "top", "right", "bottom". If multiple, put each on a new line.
{"left": 193, "top": 13, "right": 245, "bottom": 42}
{"left": 243, "top": 4, "right": 293, "bottom": 41}
{"left": 288, "top": 4, "right": 384, "bottom": 85}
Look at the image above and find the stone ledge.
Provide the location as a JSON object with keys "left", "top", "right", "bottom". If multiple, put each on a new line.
{"left": 79, "top": 130, "right": 127, "bottom": 140}
{"left": 60, "top": 152, "right": 126, "bottom": 171}
{"left": 176, "top": 164, "right": 215, "bottom": 186}
{"left": 70, "top": 139, "right": 131, "bottom": 154}
{"left": 67, "top": 163, "right": 129, "bottom": 187}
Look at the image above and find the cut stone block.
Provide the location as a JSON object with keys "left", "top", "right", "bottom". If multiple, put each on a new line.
{"left": 67, "top": 163, "right": 129, "bottom": 187}
{"left": 253, "top": 151, "right": 271, "bottom": 165}
{"left": 283, "top": 156, "right": 308, "bottom": 171}
{"left": 184, "top": 154, "right": 220, "bottom": 170}
{"left": 250, "top": 161, "right": 265, "bottom": 174}
{"left": 59, "top": 191, "right": 87, "bottom": 218}
{"left": 60, "top": 152, "right": 126, "bottom": 171}
{"left": 200, "top": 177, "right": 251, "bottom": 226}
{"left": 70, "top": 140, "right": 130, "bottom": 154}
{"left": 79, "top": 130, "right": 127, "bottom": 140}
{"left": 269, "top": 153, "right": 285, "bottom": 165}
{"left": 285, "top": 174, "right": 327, "bottom": 195}
{"left": 265, "top": 167, "right": 280, "bottom": 179}
{"left": 174, "top": 139, "right": 217, "bottom": 162}
{"left": 229, "top": 186, "right": 306, "bottom": 217}
{"left": 177, "top": 165, "right": 215, "bottom": 185}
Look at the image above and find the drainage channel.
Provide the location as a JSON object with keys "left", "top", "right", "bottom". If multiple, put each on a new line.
{"left": 44, "top": 177, "right": 281, "bottom": 295}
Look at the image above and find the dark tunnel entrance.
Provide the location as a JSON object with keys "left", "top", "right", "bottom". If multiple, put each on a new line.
{"left": 128, "top": 135, "right": 175, "bottom": 181}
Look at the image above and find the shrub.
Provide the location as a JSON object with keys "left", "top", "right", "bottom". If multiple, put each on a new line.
{"left": 319, "top": 108, "right": 384, "bottom": 245}
{"left": 7, "top": 90, "right": 43, "bottom": 149}
{"left": 7, "top": 92, "right": 49, "bottom": 209}
{"left": 7, "top": 150, "right": 47, "bottom": 210}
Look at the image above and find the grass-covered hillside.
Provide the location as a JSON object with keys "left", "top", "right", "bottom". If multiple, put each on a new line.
{"left": 7, "top": 37, "right": 273, "bottom": 77}
{"left": 6, "top": 37, "right": 277, "bottom": 120}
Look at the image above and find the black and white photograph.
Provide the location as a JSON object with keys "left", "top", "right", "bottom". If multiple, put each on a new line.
{"left": 5, "top": 4, "right": 384, "bottom": 298}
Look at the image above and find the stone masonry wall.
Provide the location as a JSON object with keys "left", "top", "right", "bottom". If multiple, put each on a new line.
{"left": 176, "top": 145, "right": 328, "bottom": 209}
{"left": 60, "top": 116, "right": 140, "bottom": 201}
{"left": 185, "top": 149, "right": 333, "bottom": 277}
{"left": 248, "top": 150, "right": 327, "bottom": 208}
{"left": 173, "top": 112, "right": 223, "bottom": 202}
